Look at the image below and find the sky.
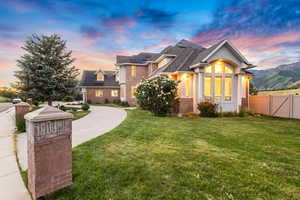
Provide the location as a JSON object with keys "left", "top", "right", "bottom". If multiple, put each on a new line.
{"left": 1, "top": 0, "right": 300, "bottom": 86}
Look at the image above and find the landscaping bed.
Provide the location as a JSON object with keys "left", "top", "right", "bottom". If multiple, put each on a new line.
{"left": 46, "top": 110, "right": 300, "bottom": 200}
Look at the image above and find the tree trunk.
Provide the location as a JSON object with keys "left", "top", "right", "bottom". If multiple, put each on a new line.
{"left": 48, "top": 100, "right": 52, "bottom": 106}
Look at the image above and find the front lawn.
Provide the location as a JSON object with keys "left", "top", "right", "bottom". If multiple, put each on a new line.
{"left": 0, "top": 95, "right": 9, "bottom": 102}
{"left": 46, "top": 110, "right": 300, "bottom": 200}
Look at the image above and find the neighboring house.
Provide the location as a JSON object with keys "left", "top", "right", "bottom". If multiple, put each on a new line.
{"left": 116, "top": 39, "right": 255, "bottom": 113}
{"left": 80, "top": 70, "right": 120, "bottom": 104}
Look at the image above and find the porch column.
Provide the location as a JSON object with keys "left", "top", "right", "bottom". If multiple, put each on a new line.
{"left": 198, "top": 73, "right": 203, "bottom": 101}
{"left": 192, "top": 74, "right": 198, "bottom": 113}
{"left": 236, "top": 74, "right": 243, "bottom": 111}
{"left": 82, "top": 88, "right": 87, "bottom": 103}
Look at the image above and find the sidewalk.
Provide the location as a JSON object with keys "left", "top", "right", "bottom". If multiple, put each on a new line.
{"left": 0, "top": 108, "right": 31, "bottom": 200}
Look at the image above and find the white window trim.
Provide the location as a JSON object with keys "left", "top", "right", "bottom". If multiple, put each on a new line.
{"left": 203, "top": 63, "right": 233, "bottom": 102}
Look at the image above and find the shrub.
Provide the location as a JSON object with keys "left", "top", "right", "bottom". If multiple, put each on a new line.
{"left": 32, "top": 100, "right": 39, "bottom": 106}
{"left": 120, "top": 101, "right": 130, "bottom": 107}
{"left": 62, "top": 96, "right": 74, "bottom": 102}
{"left": 59, "top": 105, "right": 67, "bottom": 111}
{"left": 135, "top": 76, "right": 178, "bottom": 116}
{"left": 87, "top": 100, "right": 92, "bottom": 104}
{"left": 113, "top": 99, "right": 121, "bottom": 105}
{"left": 238, "top": 107, "right": 249, "bottom": 117}
{"left": 197, "top": 101, "right": 218, "bottom": 117}
{"left": 16, "top": 120, "right": 26, "bottom": 132}
{"left": 81, "top": 104, "right": 90, "bottom": 111}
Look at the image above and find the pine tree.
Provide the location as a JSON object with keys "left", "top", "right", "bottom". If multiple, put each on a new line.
{"left": 15, "top": 34, "right": 79, "bottom": 106}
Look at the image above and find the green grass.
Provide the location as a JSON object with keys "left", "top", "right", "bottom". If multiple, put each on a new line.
{"left": 44, "top": 110, "right": 300, "bottom": 200}
{"left": 258, "top": 89, "right": 300, "bottom": 95}
{"left": 72, "top": 110, "right": 90, "bottom": 121}
{"left": 92, "top": 103, "right": 127, "bottom": 108}
{"left": 0, "top": 95, "right": 9, "bottom": 102}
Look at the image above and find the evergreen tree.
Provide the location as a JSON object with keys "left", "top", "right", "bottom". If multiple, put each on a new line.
{"left": 15, "top": 34, "right": 79, "bottom": 105}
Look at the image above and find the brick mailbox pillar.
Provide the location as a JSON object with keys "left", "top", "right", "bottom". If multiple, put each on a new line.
{"left": 15, "top": 102, "right": 31, "bottom": 123}
{"left": 24, "top": 106, "right": 73, "bottom": 199}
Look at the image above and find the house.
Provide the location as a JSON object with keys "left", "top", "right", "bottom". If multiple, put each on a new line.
{"left": 80, "top": 70, "right": 120, "bottom": 104}
{"left": 116, "top": 39, "right": 255, "bottom": 113}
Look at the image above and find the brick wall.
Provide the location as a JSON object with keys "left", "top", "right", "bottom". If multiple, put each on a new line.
{"left": 86, "top": 88, "right": 120, "bottom": 104}
{"left": 125, "top": 65, "right": 148, "bottom": 105}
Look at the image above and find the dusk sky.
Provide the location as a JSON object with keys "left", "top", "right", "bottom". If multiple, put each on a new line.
{"left": 1, "top": 0, "right": 300, "bottom": 86}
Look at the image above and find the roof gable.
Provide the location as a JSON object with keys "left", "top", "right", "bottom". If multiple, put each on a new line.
{"left": 80, "top": 70, "right": 119, "bottom": 87}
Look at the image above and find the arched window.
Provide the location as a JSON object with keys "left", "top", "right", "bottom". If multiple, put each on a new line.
{"left": 204, "top": 61, "right": 233, "bottom": 101}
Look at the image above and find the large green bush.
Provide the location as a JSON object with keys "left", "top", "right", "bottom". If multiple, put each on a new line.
{"left": 136, "top": 76, "right": 178, "bottom": 116}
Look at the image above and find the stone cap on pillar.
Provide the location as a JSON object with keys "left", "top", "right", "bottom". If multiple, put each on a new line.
{"left": 25, "top": 106, "right": 73, "bottom": 122}
{"left": 15, "top": 102, "right": 30, "bottom": 107}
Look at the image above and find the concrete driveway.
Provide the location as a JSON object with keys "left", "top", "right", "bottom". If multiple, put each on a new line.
{"left": 0, "top": 103, "right": 13, "bottom": 113}
{"left": 17, "top": 106, "right": 127, "bottom": 170}
{"left": 0, "top": 108, "right": 31, "bottom": 200}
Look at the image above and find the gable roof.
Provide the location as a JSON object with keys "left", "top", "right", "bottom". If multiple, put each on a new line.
{"left": 80, "top": 70, "right": 119, "bottom": 87}
{"left": 190, "top": 40, "right": 250, "bottom": 68}
{"left": 116, "top": 39, "right": 254, "bottom": 77}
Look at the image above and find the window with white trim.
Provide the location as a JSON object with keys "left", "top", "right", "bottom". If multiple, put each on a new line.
{"left": 111, "top": 90, "right": 118, "bottom": 97}
{"left": 95, "top": 90, "right": 103, "bottom": 97}
{"left": 204, "top": 61, "right": 233, "bottom": 101}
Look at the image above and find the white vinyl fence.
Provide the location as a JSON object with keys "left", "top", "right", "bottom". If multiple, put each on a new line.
{"left": 249, "top": 95, "right": 300, "bottom": 119}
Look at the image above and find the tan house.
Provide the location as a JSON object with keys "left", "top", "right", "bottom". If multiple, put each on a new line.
{"left": 116, "top": 39, "right": 255, "bottom": 113}
{"left": 80, "top": 70, "right": 120, "bottom": 104}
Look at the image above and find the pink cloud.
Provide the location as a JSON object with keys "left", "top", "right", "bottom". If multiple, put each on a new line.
{"left": 72, "top": 50, "right": 115, "bottom": 71}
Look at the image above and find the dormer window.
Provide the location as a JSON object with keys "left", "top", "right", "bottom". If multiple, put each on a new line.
{"left": 97, "top": 72, "right": 104, "bottom": 81}
{"left": 158, "top": 57, "right": 172, "bottom": 68}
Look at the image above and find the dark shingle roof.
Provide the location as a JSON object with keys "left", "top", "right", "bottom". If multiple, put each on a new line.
{"left": 116, "top": 52, "right": 159, "bottom": 64}
{"left": 80, "top": 70, "right": 120, "bottom": 87}
{"left": 189, "top": 40, "right": 225, "bottom": 66}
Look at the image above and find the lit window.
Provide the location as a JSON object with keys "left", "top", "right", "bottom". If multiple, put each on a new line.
{"left": 225, "top": 66, "right": 233, "bottom": 74}
{"left": 95, "top": 90, "right": 103, "bottom": 97}
{"left": 214, "top": 62, "right": 223, "bottom": 73}
{"left": 214, "top": 77, "right": 222, "bottom": 100}
{"left": 131, "top": 66, "right": 136, "bottom": 77}
{"left": 111, "top": 90, "right": 118, "bottom": 97}
{"left": 185, "top": 76, "right": 191, "bottom": 97}
{"left": 205, "top": 65, "right": 212, "bottom": 73}
{"left": 224, "top": 77, "right": 232, "bottom": 101}
{"left": 204, "top": 77, "right": 211, "bottom": 98}
{"left": 204, "top": 61, "right": 233, "bottom": 102}
{"left": 131, "top": 86, "right": 136, "bottom": 98}
{"left": 97, "top": 72, "right": 104, "bottom": 81}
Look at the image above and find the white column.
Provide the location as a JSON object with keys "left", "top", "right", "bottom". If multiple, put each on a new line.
{"left": 192, "top": 74, "right": 198, "bottom": 112}
{"left": 236, "top": 75, "right": 243, "bottom": 111}
{"left": 82, "top": 88, "right": 87, "bottom": 103}
{"left": 198, "top": 73, "right": 203, "bottom": 101}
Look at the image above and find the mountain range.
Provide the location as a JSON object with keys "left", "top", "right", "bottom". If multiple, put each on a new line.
{"left": 250, "top": 61, "right": 300, "bottom": 90}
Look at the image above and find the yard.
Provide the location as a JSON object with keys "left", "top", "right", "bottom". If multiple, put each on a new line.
{"left": 0, "top": 95, "right": 9, "bottom": 102}
{"left": 46, "top": 110, "right": 300, "bottom": 200}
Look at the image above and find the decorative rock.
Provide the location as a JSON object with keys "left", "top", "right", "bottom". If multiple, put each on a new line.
{"left": 25, "top": 106, "right": 73, "bottom": 199}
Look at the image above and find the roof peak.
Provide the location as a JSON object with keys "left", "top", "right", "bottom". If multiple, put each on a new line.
{"left": 175, "top": 39, "right": 205, "bottom": 49}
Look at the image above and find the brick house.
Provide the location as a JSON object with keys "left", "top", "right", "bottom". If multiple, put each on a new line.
{"left": 80, "top": 70, "right": 120, "bottom": 104}
{"left": 116, "top": 39, "right": 255, "bottom": 113}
